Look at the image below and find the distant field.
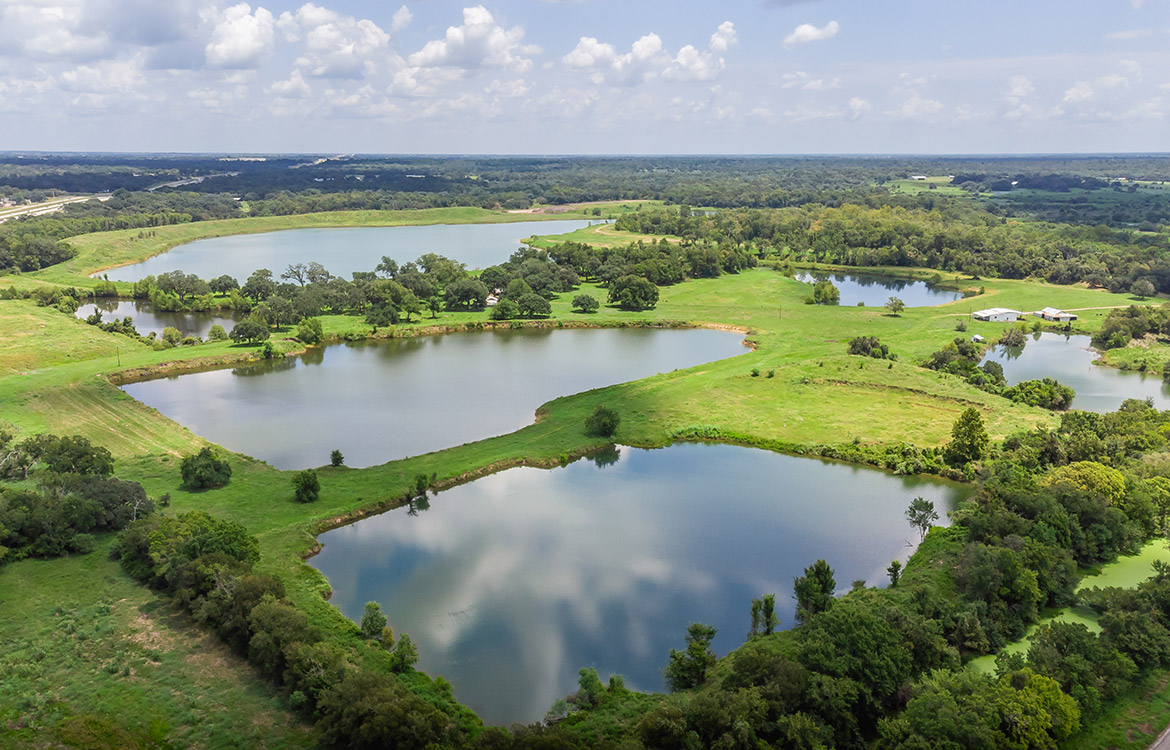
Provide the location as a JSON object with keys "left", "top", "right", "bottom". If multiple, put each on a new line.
{"left": 885, "top": 176, "right": 969, "bottom": 196}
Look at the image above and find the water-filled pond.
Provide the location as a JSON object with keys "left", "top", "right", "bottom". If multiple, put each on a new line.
{"left": 310, "top": 442, "right": 969, "bottom": 725}
{"left": 979, "top": 332, "right": 1170, "bottom": 412}
{"left": 121, "top": 327, "right": 747, "bottom": 470}
{"left": 795, "top": 271, "right": 963, "bottom": 307}
{"left": 75, "top": 300, "right": 240, "bottom": 339}
{"left": 103, "top": 219, "right": 594, "bottom": 282}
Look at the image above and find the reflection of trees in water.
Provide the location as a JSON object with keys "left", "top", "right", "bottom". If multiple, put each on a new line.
{"left": 996, "top": 345, "right": 1025, "bottom": 361}
{"left": 232, "top": 357, "right": 297, "bottom": 377}
{"left": 590, "top": 445, "right": 621, "bottom": 468}
{"left": 300, "top": 346, "right": 325, "bottom": 367}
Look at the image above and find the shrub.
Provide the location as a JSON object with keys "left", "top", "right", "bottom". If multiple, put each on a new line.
{"left": 293, "top": 469, "right": 320, "bottom": 503}
{"left": 585, "top": 405, "right": 621, "bottom": 437}
{"left": 207, "top": 324, "right": 229, "bottom": 341}
{"left": 296, "top": 317, "right": 324, "bottom": 345}
{"left": 180, "top": 447, "right": 232, "bottom": 489}
{"left": 490, "top": 298, "right": 519, "bottom": 320}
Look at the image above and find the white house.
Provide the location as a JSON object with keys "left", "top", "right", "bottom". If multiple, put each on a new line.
{"left": 485, "top": 294, "right": 499, "bottom": 307}
{"left": 972, "top": 308, "right": 1021, "bottom": 323}
{"left": 1033, "top": 307, "right": 1078, "bottom": 323}
{"left": 971, "top": 334, "right": 986, "bottom": 343}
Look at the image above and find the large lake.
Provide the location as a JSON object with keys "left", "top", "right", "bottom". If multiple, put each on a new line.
{"left": 75, "top": 299, "right": 240, "bottom": 339}
{"left": 310, "top": 443, "right": 969, "bottom": 725}
{"left": 104, "top": 220, "right": 593, "bottom": 282}
{"left": 795, "top": 271, "right": 963, "bottom": 307}
{"left": 980, "top": 332, "right": 1170, "bottom": 412}
{"left": 122, "top": 328, "right": 747, "bottom": 470}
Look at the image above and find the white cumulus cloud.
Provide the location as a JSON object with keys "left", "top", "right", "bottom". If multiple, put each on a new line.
{"left": 783, "top": 20, "right": 839, "bottom": 45}
{"left": 408, "top": 6, "right": 538, "bottom": 73}
{"left": 563, "top": 22, "right": 736, "bottom": 85}
{"left": 277, "top": 3, "right": 392, "bottom": 78}
{"left": 204, "top": 3, "right": 275, "bottom": 69}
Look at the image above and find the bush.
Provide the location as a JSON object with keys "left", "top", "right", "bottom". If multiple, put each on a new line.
{"left": 296, "top": 317, "right": 324, "bottom": 345}
{"left": 207, "top": 324, "right": 229, "bottom": 341}
{"left": 585, "top": 405, "right": 620, "bottom": 437}
{"left": 293, "top": 469, "right": 320, "bottom": 503}
{"left": 180, "top": 447, "right": 232, "bottom": 489}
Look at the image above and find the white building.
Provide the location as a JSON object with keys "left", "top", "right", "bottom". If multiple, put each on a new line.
{"left": 1033, "top": 307, "right": 1078, "bottom": 323}
{"left": 972, "top": 308, "right": 1022, "bottom": 323}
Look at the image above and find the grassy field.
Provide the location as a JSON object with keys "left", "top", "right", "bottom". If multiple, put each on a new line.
{"left": 0, "top": 214, "right": 1165, "bottom": 745}
{"left": 885, "top": 176, "right": 970, "bottom": 197}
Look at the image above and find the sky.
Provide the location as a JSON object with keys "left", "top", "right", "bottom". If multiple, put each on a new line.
{"left": 0, "top": 0, "right": 1167, "bottom": 154}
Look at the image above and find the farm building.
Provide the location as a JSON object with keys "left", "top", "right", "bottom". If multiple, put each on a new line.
{"left": 1033, "top": 307, "right": 1078, "bottom": 323}
{"left": 971, "top": 334, "right": 986, "bottom": 343}
{"left": 972, "top": 308, "right": 1021, "bottom": 323}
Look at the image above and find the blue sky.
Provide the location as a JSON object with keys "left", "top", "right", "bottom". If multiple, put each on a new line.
{"left": 0, "top": 0, "right": 1167, "bottom": 154}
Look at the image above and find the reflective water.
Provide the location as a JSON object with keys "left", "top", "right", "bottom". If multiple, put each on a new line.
{"left": 311, "top": 443, "right": 969, "bottom": 725}
{"left": 105, "top": 219, "right": 594, "bottom": 282}
{"left": 121, "top": 328, "right": 747, "bottom": 470}
{"left": 980, "top": 332, "right": 1170, "bottom": 412}
{"left": 795, "top": 271, "right": 963, "bottom": 307}
{"left": 75, "top": 300, "right": 240, "bottom": 339}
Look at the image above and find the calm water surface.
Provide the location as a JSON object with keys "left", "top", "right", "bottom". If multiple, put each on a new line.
{"left": 122, "top": 328, "right": 746, "bottom": 469}
{"left": 795, "top": 271, "right": 963, "bottom": 307}
{"left": 311, "top": 443, "right": 969, "bottom": 725}
{"left": 980, "top": 332, "right": 1170, "bottom": 412}
{"left": 105, "top": 220, "right": 593, "bottom": 282}
{"left": 75, "top": 300, "right": 240, "bottom": 339}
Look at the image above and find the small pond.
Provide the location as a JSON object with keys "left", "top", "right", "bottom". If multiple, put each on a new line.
{"left": 121, "top": 327, "right": 747, "bottom": 470}
{"left": 104, "top": 219, "right": 594, "bottom": 282}
{"left": 75, "top": 300, "right": 240, "bottom": 339}
{"left": 310, "top": 442, "right": 969, "bottom": 725}
{"left": 979, "top": 332, "right": 1170, "bottom": 412}
{"left": 795, "top": 271, "right": 964, "bottom": 307}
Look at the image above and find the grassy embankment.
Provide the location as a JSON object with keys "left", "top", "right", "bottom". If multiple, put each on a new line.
{"left": 0, "top": 212, "right": 1163, "bottom": 744}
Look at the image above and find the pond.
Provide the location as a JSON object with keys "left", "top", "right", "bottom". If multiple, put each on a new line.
{"left": 103, "top": 219, "right": 594, "bottom": 282}
{"left": 75, "top": 300, "right": 240, "bottom": 339}
{"left": 795, "top": 271, "right": 964, "bottom": 307}
{"left": 310, "top": 442, "right": 969, "bottom": 725}
{"left": 979, "top": 332, "right": 1170, "bottom": 412}
{"left": 121, "top": 327, "right": 747, "bottom": 470}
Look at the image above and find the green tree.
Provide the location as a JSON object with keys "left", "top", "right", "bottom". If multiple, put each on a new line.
{"left": 296, "top": 317, "right": 323, "bottom": 345}
{"left": 811, "top": 280, "right": 840, "bottom": 305}
{"left": 572, "top": 294, "right": 600, "bottom": 313}
{"left": 179, "top": 447, "right": 231, "bottom": 489}
{"left": 884, "top": 296, "right": 905, "bottom": 315}
{"left": 905, "top": 497, "right": 939, "bottom": 541}
{"left": 946, "top": 407, "right": 989, "bottom": 465}
{"left": 887, "top": 559, "right": 902, "bottom": 587}
{"left": 490, "top": 298, "right": 519, "bottom": 320}
{"left": 664, "top": 622, "right": 718, "bottom": 691}
{"left": 207, "top": 324, "right": 229, "bottom": 341}
{"left": 426, "top": 295, "right": 442, "bottom": 319}
{"left": 228, "top": 319, "right": 269, "bottom": 344}
{"left": 330, "top": 449, "right": 344, "bottom": 467}
{"left": 389, "top": 633, "right": 419, "bottom": 672}
{"left": 360, "top": 601, "right": 387, "bottom": 640}
{"left": 209, "top": 275, "right": 239, "bottom": 295}
{"left": 161, "top": 326, "right": 182, "bottom": 346}
{"left": 292, "top": 469, "right": 320, "bottom": 503}
{"left": 516, "top": 292, "right": 551, "bottom": 318}
{"left": 585, "top": 405, "right": 621, "bottom": 437}
{"left": 749, "top": 594, "right": 780, "bottom": 636}
{"left": 365, "top": 302, "right": 398, "bottom": 330}
{"left": 41, "top": 435, "right": 114, "bottom": 476}
{"left": 1131, "top": 279, "right": 1156, "bottom": 299}
{"left": 608, "top": 274, "right": 659, "bottom": 311}
{"left": 793, "top": 559, "right": 835, "bottom": 623}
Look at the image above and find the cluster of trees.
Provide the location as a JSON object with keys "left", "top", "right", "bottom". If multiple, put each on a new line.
{"left": 619, "top": 202, "right": 1170, "bottom": 293}
{"left": 115, "top": 510, "right": 467, "bottom": 749}
{"left": 0, "top": 430, "right": 151, "bottom": 563}
{"left": 846, "top": 336, "right": 894, "bottom": 360}
{"left": 538, "top": 401, "right": 1170, "bottom": 749}
{"left": 922, "top": 337, "right": 1076, "bottom": 410}
{"left": 1092, "top": 303, "right": 1170, "bottom": 349}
